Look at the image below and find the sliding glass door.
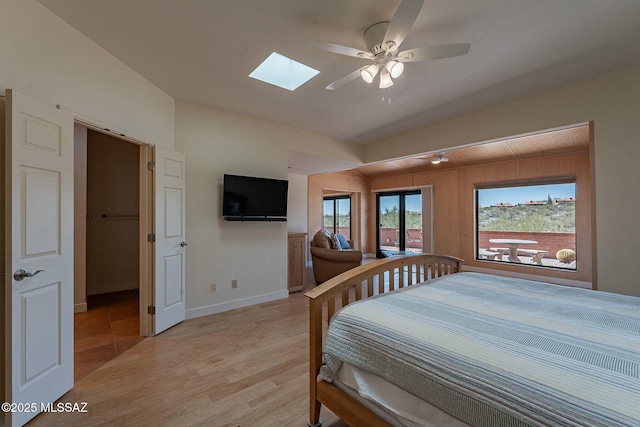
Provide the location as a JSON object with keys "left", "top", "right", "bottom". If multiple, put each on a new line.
{"left": 377, "top": 191, "right": 422, "bottom": 257}
{"left": 378, "top": 194, "right": 400, "bottom": 255}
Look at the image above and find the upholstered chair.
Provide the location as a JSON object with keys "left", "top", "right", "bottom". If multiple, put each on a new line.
{"left": 309, "top": 230, "right": 362, "bottom": 284}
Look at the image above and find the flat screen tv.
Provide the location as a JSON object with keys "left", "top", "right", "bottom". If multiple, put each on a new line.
{"left": 222, "top": 174, "right": 288, "bottom": 221}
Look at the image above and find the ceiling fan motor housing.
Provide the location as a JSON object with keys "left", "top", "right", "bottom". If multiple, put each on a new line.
{"left": 364, "top": 22, "right": 392, "bottom": 55}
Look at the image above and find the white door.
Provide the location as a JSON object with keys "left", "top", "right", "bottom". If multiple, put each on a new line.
{"left": 153, "top": 146, "right": 186, "bottom": 334}
{"left": 5, "top": 90, "right": 74, "bottom": 427}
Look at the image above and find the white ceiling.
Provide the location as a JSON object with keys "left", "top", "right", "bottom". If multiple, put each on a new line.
{"left": 37, "top": 0, "right": 640, "bottom": 160}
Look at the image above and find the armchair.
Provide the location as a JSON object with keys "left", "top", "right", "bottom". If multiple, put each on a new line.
{"left": 310, "top": 230, "right": 362, "bottom": 284}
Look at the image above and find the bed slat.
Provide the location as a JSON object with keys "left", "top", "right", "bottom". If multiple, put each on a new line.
{"left": 327, "top": 298, "right": 335, "bottom": 320}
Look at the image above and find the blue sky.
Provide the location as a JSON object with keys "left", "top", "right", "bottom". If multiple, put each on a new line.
{"left": 478, "top": 183, "right": 575, "bottom": 207}
{"left": 379, "top": 194, "right": 422, "bottom": 213}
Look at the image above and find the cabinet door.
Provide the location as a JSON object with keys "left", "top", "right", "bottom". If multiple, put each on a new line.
{"left": 288, "top": 234, "right": 305, "bottom": 293}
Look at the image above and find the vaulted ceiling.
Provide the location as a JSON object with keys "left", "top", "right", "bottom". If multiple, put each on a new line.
{"left": 36, "top": 1, "right": 638, "bottom": 175}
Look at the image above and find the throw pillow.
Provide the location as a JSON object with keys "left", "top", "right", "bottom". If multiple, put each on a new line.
{"left": 320, "top": 228, "right": 332, "bottom": 237}
{"left": 329, "top": 234, "right": 341, "bottom": 250}
{"left": 336, "top": 234, "right": 351, "bottom": 249}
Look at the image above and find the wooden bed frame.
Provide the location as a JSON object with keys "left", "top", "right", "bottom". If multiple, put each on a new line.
{"left": 304, "top": 254, "right": 463, "bottom": 427}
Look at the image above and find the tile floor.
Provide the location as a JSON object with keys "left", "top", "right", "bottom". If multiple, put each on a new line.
{"left": 73, "top": 289, "right": 145, "bottom": 382}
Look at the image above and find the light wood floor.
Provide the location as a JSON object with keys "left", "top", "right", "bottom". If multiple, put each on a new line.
{"left": 28, "top": 266, "right": 348, "bottom": 427}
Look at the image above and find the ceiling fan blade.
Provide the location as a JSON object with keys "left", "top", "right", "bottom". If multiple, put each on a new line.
{"left": 383, "top": 0, "right": 424, "bottom": 50}
{"left": 307, "top": 39, "right": 374, "bottom": 59}
{"left": 398, "top": 43, "right": 471, "bottom": 62}
{"left": 325, "top": 69, "right": 362, "bottom": 90}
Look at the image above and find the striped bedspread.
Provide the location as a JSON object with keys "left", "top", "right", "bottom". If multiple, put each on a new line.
{"left": 320, "top": 272, "right": 640, "bottom": 427}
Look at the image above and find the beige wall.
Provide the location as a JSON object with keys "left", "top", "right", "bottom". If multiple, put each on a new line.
{"left": 287, "top": 174, "right": 309, "bottom": 265}
{"left": 287, "top": 174, "right": 309, "bottom": 234}
{"left": 175, "top": 101, "right": 362, "bottom": 317}
{"left": 86, "top": 131, "right": 140, "bottom": 295}
{"left": 0, "top": 0, "right": 175, "bottom": 148}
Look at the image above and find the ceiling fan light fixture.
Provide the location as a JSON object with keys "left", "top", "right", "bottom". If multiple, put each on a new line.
{"left": 308, "top": 0, "right": 471, "bottom": 91}
{"left": 360, "top": 64, "right": 379, "bottom": 83}
{"left": 379, "top": 70, "right": 394, "bottom": 89}
{"left": 431, "top": 152, "right": 449, "bottom": 164}
{"left": 385, "top": 60, "right": 404, "bottom": 78}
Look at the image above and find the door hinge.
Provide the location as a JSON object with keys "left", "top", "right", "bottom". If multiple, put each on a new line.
{"left": 147, "top": 233, "right": 155, "bottom": 243}
{"left": 147, "top": 161, "right": 155, "bottom": 171}
{"left": 148, "top": 306, "right": 156, "bottom": 315}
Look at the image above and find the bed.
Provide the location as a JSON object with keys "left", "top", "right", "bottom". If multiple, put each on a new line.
{"left": 304, "top": 254, "right": 640, "bottom": 427}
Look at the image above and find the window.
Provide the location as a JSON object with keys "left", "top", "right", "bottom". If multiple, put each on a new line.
{"left": 323, "top": 196, "right": 351, "bottom": 239}
{"left": 475, "top": 179, "right": 576, "bottom": 270}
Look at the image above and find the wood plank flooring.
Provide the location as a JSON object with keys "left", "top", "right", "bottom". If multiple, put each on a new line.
{"left": 28, "top": 267, "right": 348, "bottom": 427}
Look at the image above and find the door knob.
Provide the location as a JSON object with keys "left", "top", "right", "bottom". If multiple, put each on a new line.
{"left": 180, "top": 241, "right": 188, "bottom": 247}
{"left": 13, "top": 269, "right": 45, "bottom": 282}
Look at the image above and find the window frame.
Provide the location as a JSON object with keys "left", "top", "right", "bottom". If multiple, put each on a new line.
{"left": 474, "top": 177, "right": 577, "bottom": 270}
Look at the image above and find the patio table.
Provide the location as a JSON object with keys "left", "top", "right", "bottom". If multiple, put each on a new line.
{"left": 489, "top": 238, "right": 538, "bottom": 263}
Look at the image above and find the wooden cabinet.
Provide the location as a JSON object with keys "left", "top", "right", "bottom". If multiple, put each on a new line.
{"left": 287, "top": 233, "right": 306, "bottom": 293}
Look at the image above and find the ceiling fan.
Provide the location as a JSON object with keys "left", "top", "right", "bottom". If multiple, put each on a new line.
{"left": 410, "top": 151, "right": 450, "bottom": 164}
{"left": 429, "top": 152, "right": 450, "bottom": 164}
{"left": 308, "top": 0, "right": 471, "bottom": 90}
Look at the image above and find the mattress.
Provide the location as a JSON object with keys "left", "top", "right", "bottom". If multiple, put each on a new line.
{"left": 331, "top": 361, "right": 471, "bottom": 426}
{"left": 319, "top": 272, "right": 640, "bottom": 427}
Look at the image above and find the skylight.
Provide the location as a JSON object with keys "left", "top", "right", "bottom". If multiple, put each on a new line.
{"left": 249, "top": 52, "right": 319, "bottom": 91}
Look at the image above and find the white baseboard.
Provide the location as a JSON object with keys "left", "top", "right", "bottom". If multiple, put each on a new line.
{"left": 74, "top": 302, "right": 88, "bottom": 313}
{"left": 462, "top": 265, "right": 592, "bottom": 289}
{"left": 87, "top": 281, "right": 139, "bottom": 296}
{"left": 185, "top": 290, "right": 289, "bottom": 320}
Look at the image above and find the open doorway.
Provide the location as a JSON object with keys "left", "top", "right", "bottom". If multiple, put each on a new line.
{"left": 3, "top": 92, "right": 185, "bottom": 422}
{"left": 73, "top": 127, "right": 145, "bottom": 381}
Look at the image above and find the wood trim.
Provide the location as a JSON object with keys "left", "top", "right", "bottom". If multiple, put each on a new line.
{"left": 589, "top": 121, "right": 598, "bottom": 290}
{"left": 139, "top": 143, "right": 154, "bottom": 336}
{"left": 288, "top": 232, "right": 306, "bottom": 293}
{"left": 308, "top": 296, "right": 323, "bottom": 425}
